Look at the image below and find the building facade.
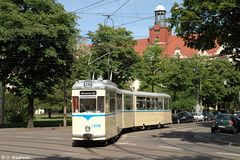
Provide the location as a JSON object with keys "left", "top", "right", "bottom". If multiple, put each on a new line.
{"left": 134, "top": 4, "right": 222, "bottom": 58}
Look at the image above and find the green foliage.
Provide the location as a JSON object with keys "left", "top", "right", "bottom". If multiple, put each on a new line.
{"left": 35, "top": 84, "right": 65, "bottom": 117}
{"left": 169, "top": 0, "right": 240, "bottom": 67}
{"left": 138, "top": 54, "right": 240, "bottom": 112}
{"left": 138, "top": 45, "right": 163, "bottom": 92}
{"left": 4, "top": 92, "right": 28, "bottom": 123}
{"left": 0, "top": 0, "right": 79, "bottom": 127}
{"left": 87, "top": 24, "right": 140, "bottom": 88}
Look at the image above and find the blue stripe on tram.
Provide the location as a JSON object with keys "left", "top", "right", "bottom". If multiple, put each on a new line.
{"left": 72, "top": 113, "right": 116, "bottom": 120}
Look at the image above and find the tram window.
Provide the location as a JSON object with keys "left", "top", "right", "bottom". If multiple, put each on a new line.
{"left": 150, "top": 98, "right": 155, "bottom": 110}
{"left": 110, "top": 91, "right": 116, "bottom": 112}
{"left": 97, "top": 96, "right": 104, "bottom": 113}
{"left": 156, "top": 98, "right": 163, "bottom": 110}
{"left": 154, "top": 98, "right": 158, "bottom": 110}
{"left": 146, "top": 97, "right": 154, "bottom": 110}
{"left": 117, "top": 94, "right": 122, "bottom": 111}
{"left": 105, "top": 91, "right": 110, "bottom": 113}
{"left": 164, "top": 98, "right": 169, "bottom": 110}
{"left": 137, "top": 97, "right": 146, "bottom": 110}
{"left": 124, "top": 94, "right": 133, "bottom": 110}
{"left": 80, "top": 99, "right": 96, "bottom": 113}
{"left": 72, "top": 96, "right": 79, "bottom": 113}
{"left": 146, "top": 97, "right": 150, "bottom": 110}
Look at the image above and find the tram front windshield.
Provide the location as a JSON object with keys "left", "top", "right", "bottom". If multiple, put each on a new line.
{"left": 80, "top": 98, "right": 96, "bottom": 112}
{"left": 79, "top": 96, "right": 104, "bottom": 113}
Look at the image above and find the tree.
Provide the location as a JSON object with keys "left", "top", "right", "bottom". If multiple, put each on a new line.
{"left": 161, "top": 58, "right": 196, "bottom": 111}
{"left": 169, "top": 0, "right": 240, "bottom": 67}
{"left": 88, "top": 24, "right": 140, "bottom": 88}
{"left": 138, "top": 45, "right": 163, "bottom": 92}
{"left": 35, "top": 85, "right": 64, "bottom": 118}
{"left": 200, "top": 58, "right": 240, "bottom": 111}
{"left": 71, "top": 41, "right": 92, "bottom": 82}
{"left": 0, "top": 0, "right": 78, "bottom": 127}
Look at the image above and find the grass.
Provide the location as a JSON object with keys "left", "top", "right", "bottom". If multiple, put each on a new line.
{"left": 0, "top": 114, "right": 72, "bottom": 128}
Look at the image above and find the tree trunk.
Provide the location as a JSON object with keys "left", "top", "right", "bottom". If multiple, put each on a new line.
{"left": 151, "top": 82, "right": 154, "bottom": 93}
{"left": 48, "top": 110, "right": 52, "bottom": 118}
{"left": 27, "top": 97, "right": 34, "bottom": 128}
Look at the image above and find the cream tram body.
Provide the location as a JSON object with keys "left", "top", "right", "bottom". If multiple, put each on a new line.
{"left": 71, "top": 79, "right": 172, "bottom": 146}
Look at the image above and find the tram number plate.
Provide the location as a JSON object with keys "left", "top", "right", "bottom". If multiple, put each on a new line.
{"left": 84, "top": 81, "right": 92, "bottom": 88}
{"left": 92, "top": 124, "right": 101, "bottom": 128}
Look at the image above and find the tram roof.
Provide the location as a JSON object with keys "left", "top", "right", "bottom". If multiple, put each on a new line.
{"left": 73, "top": 79, "right": 170, "bottom": 98}
{"left": 133, "top": 91, "right": 170, "bottom": 98}
{"left": 72, "top": 79, "right": 117, "bottom": 90}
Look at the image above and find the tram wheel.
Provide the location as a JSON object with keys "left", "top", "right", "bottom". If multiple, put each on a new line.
{"left": 158, "top": 123, "right": 164, "bottom": 128}
{"left": 141, "top": 124, "right": 146, "bottom": 130}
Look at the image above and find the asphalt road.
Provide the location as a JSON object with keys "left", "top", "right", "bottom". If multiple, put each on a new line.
{"left": 0, "top": 122, "right": 239, "bottom": 160}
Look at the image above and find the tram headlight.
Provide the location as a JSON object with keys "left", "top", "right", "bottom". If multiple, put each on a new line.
{"left": 85, "top": 125, "right": 91, "bottom": 132}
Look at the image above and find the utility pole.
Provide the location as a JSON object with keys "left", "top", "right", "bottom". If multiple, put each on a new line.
{"left": 63, "top": 57, "right": 67, "bottom": 127}
{"left": 0, "top": 82, "right": 4, "bottom": 126}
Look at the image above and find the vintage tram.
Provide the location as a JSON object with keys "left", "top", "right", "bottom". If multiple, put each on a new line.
{"left": 71, "top": 78, "right": 172, "bottom": 146}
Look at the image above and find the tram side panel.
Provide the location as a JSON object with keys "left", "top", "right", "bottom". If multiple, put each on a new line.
{"left": 105, "top": 114, "right": 118, "bottom": 140}
{"left": 134, "top": 95, "right": 172, "bottom": 127}
{"left": 123, "top": 111, "right": 135, "bottom": 128}
{"left": 163, "top": 110, "right": 172, "bottom": 124}
{"left": 134, "top": 111, "right": 163, "bottom": 127}
{"left": 104, "top": 90, "right": 119, "bottom": 140}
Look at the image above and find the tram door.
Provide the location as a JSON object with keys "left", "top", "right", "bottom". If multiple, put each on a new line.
{"left": 116, "top": 93, "right": 123, "bottom": 133}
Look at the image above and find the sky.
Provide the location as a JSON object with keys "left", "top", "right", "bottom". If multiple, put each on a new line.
{"left": 57, "top": 0, "right": 182, "bottom": 40}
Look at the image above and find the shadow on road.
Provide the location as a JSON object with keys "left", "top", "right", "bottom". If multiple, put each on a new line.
{"left": 153, "top": 128, "right": 240, "bottom": 147}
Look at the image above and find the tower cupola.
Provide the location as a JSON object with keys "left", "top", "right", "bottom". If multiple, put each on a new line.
{"left": 154, "top": 4, "right": 166, "bottom": 27}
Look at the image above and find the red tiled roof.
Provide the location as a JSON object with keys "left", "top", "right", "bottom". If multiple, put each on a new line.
{"left": 134, "top": 38, "right": 149, "bottom": 56}
{"left": 134, "top": 26, "right": 221, "bottom": 58}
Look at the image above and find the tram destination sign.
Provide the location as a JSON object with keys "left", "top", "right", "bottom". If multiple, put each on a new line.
{"left": 80, "top": 91, "right": 96, "bottom": 95}
{"left": 84, "top": 80, "right": 92, "bottom": 88}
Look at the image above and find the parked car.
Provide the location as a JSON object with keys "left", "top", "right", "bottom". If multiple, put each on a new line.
{"left": 192, "top": 113, "right": 204, "bottom": 121}
{"left": 203, "top": 112, "right": 214, "bottom": 121}
{"left": 234, "top": 111, "right": 240, "bottom": 117}
{"left": 211, "top": 113, "right": 240, "bottom": 134}
{"left": 177, "top": 111, "right": 194, "bottom": 123}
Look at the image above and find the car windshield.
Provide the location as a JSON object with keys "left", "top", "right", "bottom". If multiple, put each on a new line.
{"left": 186, "top": 112, "right": 192, "bottom": 116}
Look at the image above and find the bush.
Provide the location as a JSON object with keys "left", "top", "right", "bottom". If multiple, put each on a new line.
{"left": 4, "top": 93, "right": 28, "bottom": 123}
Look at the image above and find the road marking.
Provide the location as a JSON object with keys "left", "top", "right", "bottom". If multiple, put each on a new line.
{"left": 160, "top": 138, "right": 182, "bottom": 141}
{"left": 116, "top": 142, "right": 136, "bottom": 146}
{"left": 216, "top": 152, "right": 240, "bottom": 157}
{"left": 158, "top": 145, "right": 183, "bottom": 150}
